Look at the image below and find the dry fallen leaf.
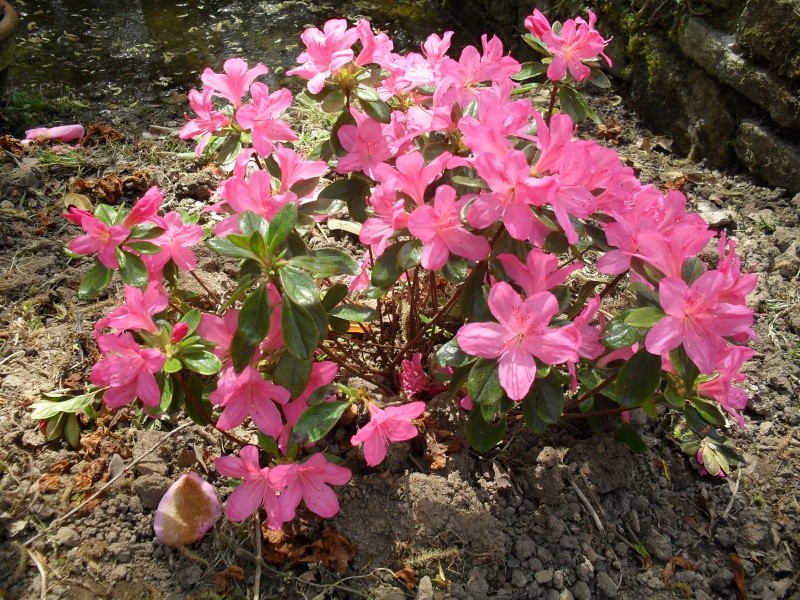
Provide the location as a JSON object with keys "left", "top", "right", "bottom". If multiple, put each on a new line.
{"left": 80, "top": 123, "right": 124, "bottom": 146}
{"left": 395, "top": 566, "right": 417, "bottom": 589}
{"left": 262, "top": 522, "right": 355, "bottom": 575}
{"left": 662, "top": 555, "right": 698, "bottom": 584}
{"left": 214, "top": 565, "right": 245, "bottom": 594}
{"left": 61, "top": 192, "right": 93, "bottom": 211}
{"left": 0, "top": 134, "right": 27, "bottom": 156}
{"left": 730, "top": 552, "right": 747, "bottom": 600}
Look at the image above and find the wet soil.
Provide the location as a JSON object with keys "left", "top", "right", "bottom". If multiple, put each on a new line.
{"left": 0, "top": 86, "right": 799, "bottom": 600}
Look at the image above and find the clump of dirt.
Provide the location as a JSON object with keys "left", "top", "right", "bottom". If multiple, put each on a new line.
{"left": 1, "top": 86, "right": 799, "bottom": 600}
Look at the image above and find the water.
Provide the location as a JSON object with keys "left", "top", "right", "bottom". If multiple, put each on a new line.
{"left": 11, "top": 0, "right": 467, "bottom": 105}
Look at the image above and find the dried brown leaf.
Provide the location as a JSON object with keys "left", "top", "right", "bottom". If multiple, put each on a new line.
{"left": 730, "top": 552, "right": 747, "bottom": 600}
{"left": 395, "top": 566, "right": 417, "bottom": 589}
{"left": 80, "top": 123, "right": 124, "bottom": 147}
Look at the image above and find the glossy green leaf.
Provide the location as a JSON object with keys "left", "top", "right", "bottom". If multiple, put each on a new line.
{"left": 613, "top": 348, "right": 662, "bottom": 408}
{"left": 688, "top": 396, "right": 727, "bottom": 427}
{"left": 280, "top": 265, "right": 319, "bottom": 306}
{"left": 434, "top": 338, "right": 474, "bottom": 368}
{"left": 601, "top": 311, "right": 646, "bottom": 349}
{"left": 239, "top": 211, "right": 269, "bottom": 238}
{"left": 266, "top": 203, "right": 298, "bottom": 252}
{"left": 125, "top": 241, "right": 161, "bottom": 255}
{"left": 163, "top": 357, "right": 182, "bottom": 374}
{"left": 293, "top": 401, "right": 348, "bottom": 443}
{"left": 587, "top": 68, "right": 612, "bottom": 89}
{"left": 78, "top": 262, "right": 113, "bottom": 300}
{"left": 64, "top": 414, "right": 80, "bottom": 447}
{"left": 182, "top": 351, "right": 222, "bottom": 375}
{"left": 321, "top": 89, "right": 347, "bottom": 113}
{"left": 624, "top": 307, "right": 666, "bottom": 328}
{"left": 180, "top": 308, "right": 202, "bottom": 335}
{"left": 467, "top": 359, "right": 504, "bottom": 407}
{"left": 329, "top": 304, "right": 377, "bottom": 323}
{"left": 466, "top": 407, "right": 506, "bottom": 453}
{"left": 371, "top": 240, "right": 408, "bottom": 291}
{"left": 512, "top": 61, "right": 548, "bottom": 81}
{"left": 520, "top": 372, "right": 564, "bottom": 433}
{"left": 116, "top": 250, "right": 148, "bottom": 288}
{"left": 361, "top": 98, "right": 392, "bottom": 124}
{"left": 670, "top": 346, "right": 700, "bottom": 392}
{"left": 207, "top": 236, "right": 260, "bottom": 261}
{"left": 272, "top": 354, "right": 313, "bottom": 399}
{"left": 282, "top": 297, "right": 319, "bottom": 359}
{"left": 615, "top": 421, "right": 647, "bottom": 453}
{"left": 460, "top": 262, "right": 489, "bottom": 321}
{"left": 681, "top": 257, "right": 704, "bottom": 285}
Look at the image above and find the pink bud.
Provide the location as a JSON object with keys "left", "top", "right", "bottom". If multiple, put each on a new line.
{"left": 171, "top": 322, "right": 189, "bottom": 343}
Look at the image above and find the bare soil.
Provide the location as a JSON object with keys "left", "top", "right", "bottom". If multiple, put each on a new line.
{"left": 1, "top": 89, "right": 799, "bottom": 600}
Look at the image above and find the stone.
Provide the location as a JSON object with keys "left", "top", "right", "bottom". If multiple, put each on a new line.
{"left": 416, "top": 576, "right": 434, "bottom": 600}
{"left": 55, "top": 526, "right": 80, "bottom": 548}
{"left": 734, "top": 120, "right": 800, "bottom": 194}
{"left": 738, "top": 513, "right": 780, "bottom": 551}
{"left": 715, "top": 526, "right": 739, "bottom": 549}
{"left": 678, "top": 16, "right": 800, "bottom": 129}
{"left": 132, "top": 430, "right": 171, "bottom": 476}
{"left": 644, "top": 529, "right": 673, "bottom": 562}
{"left": 571, "top": 581, "right": 592, "bottom": 600}
{"left": 559, "top": 590, "right": 574, "bottom": 600}
{"left": 513, "top": 537, "right": 536, "bottom": 560}
{"left": 535, "top": 568, "right": 554, "bottom": 584}
{"left": 596, "top": 571, "right": 618, "bottom": 598}
{"left": 772, "top": 243, "right": 800, "bottom": 278}
{"left": 131, "top": 473, "right": 172, "bottom": 510}
{"left": 552, "top": 570, "right": 564, "bottom": 590}
{"left": 737, "top": 0, "right": 800, "bottom": 81}
{"left": 510, "top": 570, "right": 528, "bottom": 588}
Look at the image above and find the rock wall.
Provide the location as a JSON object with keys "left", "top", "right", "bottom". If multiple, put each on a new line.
{"left": 442, "top": 0, "right": 800, "bottom": 193}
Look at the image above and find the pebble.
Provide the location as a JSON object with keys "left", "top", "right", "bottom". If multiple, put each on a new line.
{"left": 575, "top": 560, "right": 594, "bottom": 582}
{"left": 644, "top": 529, "right": 672, "bottom": 562}
{"left": 514, "top": 537, "right": 536, "bottom": 560}
{"left": 559, "top": 590, "right": 574, "bottom": 600}
{"left": 112, "top": 564, "right": 129, "bottom": 580}
{"left": 511, "top": 570, "right": 528, "bottom": 588}
{"left": 714, "top": 526, "right": 738, "bottom": 548}
{"left": 416, "top": 576, "right": 433, "bottom": 600}
{"left": 55, "top": 526, "right": 80, "bottom": 548}
{"left": 552, "top": 570, "right": 565, "bottom": 589}
{"left": 543, "top": 589, "right": 560, "bottom": 600}
{"left": 571, "top": 581, "right": 592, "bottom": 600}
{"left": 535, "top": 568, "right": 554, "bottom": 585}
{"left": 596, "top": 571, "right": 618, "bottom": 598}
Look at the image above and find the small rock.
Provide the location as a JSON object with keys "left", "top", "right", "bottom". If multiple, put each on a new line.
{"left": 511, "top": 570, "right": 528, "bottom": 588}
{"left": 56, "top": 526, "right": 80, "bottom": 548}
{"left": 416, "top": 576, "right": 433, "bottom": 600}
{"left": 552, "top": 570, "right": 565, "bottom": 590}
{"left": 571, "top": 581, "right": 592, "bottom": 600}
{"left": 596, "top": 571, "right": 618, "bottom": 598}
{"left": 559, "top": 590, "right": 574, "bottom": 600}
{"left": 575, "top": 560, "right": 594, "bottom": 582}
{"left": 709, "top": 570, "right": 734, "bottom": 593}
{"left": 645, "top": 529, "right": 673, "bottom": 562}
{"left": 132, "top": 431, "right": 171, "bottom": 476}
{"left": 535, "top": 568, "right": 554, "bottom": 585}
{"left": 0, "top": 200, "right": 13, "bottom": 209}
{"left": 514, "top": 537, "right": 536, "bottom": 560}
{"left": 544, "top": 589, "right": 560, "bottom": 600}
{"left": 131, "top": 473, "right": 172, "bottom": 510}
{"left": 738, "top": 513, "right": 779, "bottom": 551}
{"left": 111, "top": 564, "right": 129, "bottom": 580}
{"left": 647, "top": 576, "right": 665, "bottom": 589}
{"left": 715, "top": 526, "right": 739, "bottom": 549}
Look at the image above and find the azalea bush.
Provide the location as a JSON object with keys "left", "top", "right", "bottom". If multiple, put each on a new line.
{"left": 50, "top": 8, "right": 757, "bottom": 537}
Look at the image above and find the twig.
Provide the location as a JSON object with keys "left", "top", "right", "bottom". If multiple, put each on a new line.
{"left": 24, "top": 423, "right": 192, "bottom": 547}
{"left": 0, "top": 349, "right": 24, "bottom": 367}
{"left": 189, "top": 271, "right": 221, "bottom": 304}
{"left": 27, "top": 549, "right": 47, "bottom": 600}
{"left": 721, "top": 468, "right": 741, "bottom": 520}
{"left": 253, "top": 516, "right": 262, "bottom": 600}
{"left": 568, "top": 476, "right": 605, "bottom": 534}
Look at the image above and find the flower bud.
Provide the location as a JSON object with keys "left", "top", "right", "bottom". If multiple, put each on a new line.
{"left": 171, "top": 322, "right": 189, "bottom": 344}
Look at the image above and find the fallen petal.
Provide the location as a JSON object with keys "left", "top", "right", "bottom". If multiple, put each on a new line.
{"left": 154, "top": 472, "right": 222, "bottom": 546}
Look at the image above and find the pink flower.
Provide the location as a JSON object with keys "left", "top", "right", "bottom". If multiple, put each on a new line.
{"left": 171, "top": 322, "right": 189, "bottom": 344}
{"left": 460, "top": 83, "right": 534, "bottom": 157}
{"left": 210, "top": 366, "right": 291, "bottom": 436}
{"left": 645, "top": 271, "right": 754, "bottom": 374}
{"left": 336, "top": 116, "right": 394, "bottom": 178}
{"left": 124, "top": 186, "right": 164, "bottom": 228}
{"left": 91, "top": 332, "right": 166, "bottom": 409}
{"left": 201, "top": 58, "right": 269, "bottom": 108}
{"left": 526, "top": 9, "right": 611, "bottom": 82}
{"left": 272, "top": 145, "right": 328, "bottom": 197}
{"left": 468, "top": 149, "right": 558, "bottom": 242}
{"left": 279, "top": 360, "right": 338, "bottom": 452}
{"left": 198, "top": 310, "right": 240, "bottom": 366}
{"left": 374, "top": 150, "right": 451, "bottom": 207}
{"left": 716, "top": 233, "right": 757, "bottom": 305}
{"left": 696, "top": 343, "right": 753, "bottom": 428}
{"left": 400, "top": 353, "right": 429, "bottom": 396}
{"left": 497, "top": 248, "right": 581, "bottom": 296}
{"left": 287, "top": 19, "right": 359, "bottom": 94}
{"left": 269, "top": 454, "right": 352, "bottom": 521}
{"left": 96, "top": 281, "right": 169, "bottom": 334}
{"left": 235, "top": 83, "right": 297, "bottom": 158}
{"left": 457, "top": 282, "right": 581, "bottom": 400}
{"left": 215, "top": 445, "right": 289, "bottom": 526}
{"left": 142, "top": 211, "right": 203, "bottom": 278}
{"left": 355, "top": 19, "right": 393, "bottom": 67}
{"left": 215, "top": 169, "right": 295, "bottom": 236}
{"left": 407, "top": 185, "right": 490, "bottom": 271}
{"left": 65, "top": 208, "right": 130, "bottom": 269}
{"left": 359, "top": 185, "right": 409, "bottom": 257}
{"left": 24, "top": 124, "right": 84, "bottom": 144}
{"left": 351, "top": 401, "right": 426, "bottom": 466}
{"left": 349, "top": 253, "right": 372, "bottom": 293}
{"left": 180, "top": 87, "right": 231, "bottom": 155}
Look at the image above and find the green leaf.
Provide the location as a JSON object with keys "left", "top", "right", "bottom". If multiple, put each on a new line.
{"left": 688, "top": 396, "right": 727, "bottom": 427}
{"left": 293, "top": 401, "right": 348, "bottom": 443}
{"left": 180, "top": 308, "right": 201, "bottom": 335}
{"left": 329, "top": 315, "right": 350, "bottom": 333}
{"left": 163, "top": 357, "right": 182, "bottom": 373}
{"left": 282, "top": 297, "right": 319, "bottom": 359}
{"left": 511, "top": 61, "right": 548, "bottom": 81}
{"left": 629, "top": 282, "right": 661, "bottom": 309}
{"left": 522, "top": 33, "right": 551, "bottom": 55}
{"left": 31, "top": 391, "right": 97, "bottom": 420}
{"left": 272, "top": 354, "right": 313, "bottom": 399}
{"left": 207, "top": 236, "right": 260, "bottom": 261}
{"left": 116, "top": 249, "right": 148, "bottom": 287}
{"left": 354, "top": 85, "right": 380, "bottom": 102}
{"left": 64, "top": 414, "right": 80, "bottom": 447}
{"left": 601, "top": 311, "right": 646, "bottom": 349}
{"left": 613, "top": 348, "right": 662, "bottom": 408}
{"left": 182, "top": 351, "right": 222, "bottom": 375}
{"left": 670, "top": 346, "right": 700, "bottom": 392}
{"left": 624, "top": 307, "right": 666, "bottom": 328}
{"left": 681, "top": 257, "right": 704, "bottom": 285}
{"left": 280, "top": 265, "right": 319, "bottom": 306}
{"left": 466, "top": 407, "right": 506, "bottom": 453}
{"left": 460, "top": 262, "right": 489, "bottom": 321}
{"left": 182, "top": 374, "right": 214, "bottom": 426}
{"left": 371, "top": 240, "right": 408, "bottom": 291}
{"left": 397, "top": 240, "right": 423, "bottom": 270}
{"left": 520, "top": 372, "right": 565, "bottom": 433}
{"left": 299, "top": 196, "right": 346, "bottom": 217}
{"left": 159, "top": 376, "right": 174, "bottom": 412}
{"left": 450, "top": 175, "right": 490, "bottom": 190}
{"left": 446, "top": 363, "right": 472, "bottom": 398}
{"left": 266, "top": 203, "right": 298, "bottom": 252}
{"left": 467, "top": 359, "right": 504, "bottom": 408}
{"left": 587, "top": 68, "right": 612, "bottom": 89}
{"left": 291, "top": 248, "right": 359, "bottom": 277}
{"left": 321, "top": 89, "right": 346, "bottom": 113}
{"left": 78, "top": 262, "right": 113, "bottom": 300}
{"left": 289, "top": 177, "right": 320, "bottom": 200}
{"left": 321, "top": 283, "right": 349, "bottom": 311}
{"left": 317, "top": 178, "right": 371, "bottom": 220}
{"left": 434, "top": 338, "right": 473, "bottom": 368}
{"left": 230, "top": 283, "right": 271, "bottom": 372}
{"left": 615, "top": 421, "right": 647, "bottom": 453}
{"left": 558, "top": 86, "right": 600, "bottom": 124}
{"left": 329, "top": 304, "right": 377, "bottom": 323}
{"left": 239, "top": 211, "right": 269, "bottom": 238}
{"left": 125, "top": 241, "right": 162, "bottom": 255}
{"left": 361, "top": 98, "right": 392, "bottom": 124}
